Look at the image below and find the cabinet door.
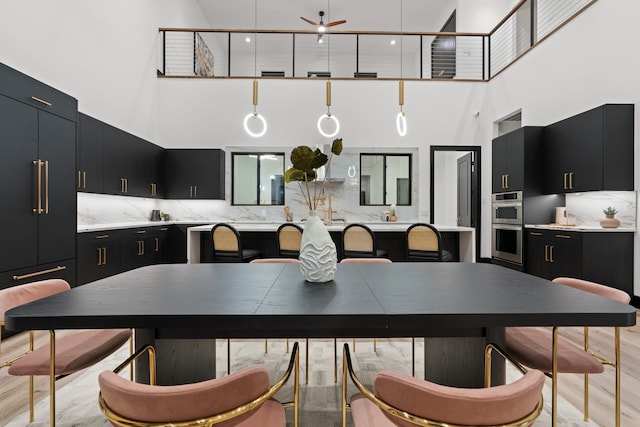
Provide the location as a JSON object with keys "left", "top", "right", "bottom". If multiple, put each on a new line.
{"left": 492, "top": 135, "right": 508, "bottom": 193}
{"left": 568, "top": 108, "right": 602, "bottom": 192}
{"left": 547, "top": 232, "right": 582, "bottom": 279}
{"left": 0, "top": 95, "right": 38, "bottom": 272}
{"left": 150, "top": 144, "right": 165, "bottom": 198}
{"left": 503, "top": 130, "right": 524, "bottom": 191}
{"left": 77, "top": 232, "right": 122, "bottom": 285}
{"left": 524, "top": 230, "right": 546, "bottom": 278}
{"left": 164, "top": 150, "right": 194, "bottom": 199}
{"left": 193, "top": 149, "right": 225, "bottom": 199}
{"left": 37, "top": 111, "right": 77, "bottom": 265}
{"left": 102, "top": 126, "right": 133, "bottom": 195}
{"left": 77, "top": 113, "right": 104, "bottom": 193}
{"left": 543, "top": 119, "right": 573, "bottom": 194}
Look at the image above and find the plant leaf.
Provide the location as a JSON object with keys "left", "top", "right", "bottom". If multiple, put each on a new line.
{"left": 310, "top": 149, "right": 328, "bottom": 169}
{"left": 331, "top": 138, "right": 343, "bottom": 155}
{"left": 284, "top": 168, "right": 305, "bottom": 182}
{"left": 290, "top": 146, "right": 316, "bottom": 172}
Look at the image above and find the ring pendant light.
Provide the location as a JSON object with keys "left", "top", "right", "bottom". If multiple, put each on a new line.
{"left": 243, "top": 0, "right": 267, "bottom": 137}
{"left": 317, "top": 1, "right": 340, "bottom": 138}
{"left": 396, "top": 0, "right": 407, "bottom": 136}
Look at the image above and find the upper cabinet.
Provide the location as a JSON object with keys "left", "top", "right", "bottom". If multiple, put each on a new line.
{"left": 491, "top": 127, "right": 544, "bottom": 194}
{"left": 78, "top": 113, "right": 164, "bottom": 198}
{"left": 164, "top": 149, "right": 225, "bottom": 199}
{"left": 0, "top": 63, "right": 77, "bottom": 287}
{"left": 543, "top": 104, "right": 634, "bottom": 194}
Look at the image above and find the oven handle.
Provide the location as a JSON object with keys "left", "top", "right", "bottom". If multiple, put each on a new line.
{"left": 492, "top": 224, "right": 523, "bottom": 231}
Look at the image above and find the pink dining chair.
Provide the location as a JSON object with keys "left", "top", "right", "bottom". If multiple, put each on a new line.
{"left": 342, "top": 343, "right": 544, "bottom": 427}
{"left": 500, "top": 277, "right": 631, "bottom": 427}
{"left": 99, "top": 341, "right": 300, "bottom": 427}
{"left": 0, "top": 279, "right": 132, "bottom": 427}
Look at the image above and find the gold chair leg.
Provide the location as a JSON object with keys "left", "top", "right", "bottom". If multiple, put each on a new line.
{"left": 49, "top": 330, "right": 56, "bottom": 427}
{"left": 28, "top": 330, "right": 35, "bottom": 423}
{"left": 615, "top": 326, "right": 621, "bottom": 427}
{"left": 129, "top": 335, "right": 134, "bottom": 381}
{"left": 227, "top": 338, "right": 231, "bottom": 375}
{"left": 305, "top": 338, "right": 309, "bottom": 385}
{"left": 334, "top": 339, "right": 338, "bottom": 383}
{"left": 341, "top": 344, "right": 348, "bottom": 427}
{"left": 373, "top": 338, "right": 377, "bottom": 353}
{"left": 552, "top": 327, "right": 558, "bottom": 427}
{"left": 265, "top": 338, "right": 268, "bottom": 354}
{"left": 286, "top": 338, "right": 290, "bottom": 353}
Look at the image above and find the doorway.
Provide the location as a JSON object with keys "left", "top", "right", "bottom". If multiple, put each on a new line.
{"left": 430, "top": 146, "right": 481, "bottom": 261}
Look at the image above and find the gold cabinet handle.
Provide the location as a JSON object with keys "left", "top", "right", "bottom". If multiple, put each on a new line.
{"left": 30, "top": 96, "right": 52, "bottom": 106}
{"left": 97, "top": 248, "right": 103, "bottom": 265}
{"left": 12, "top": 265, "right": 66, "bottom": 281}
{"left": 569, "top": 172, "right": 573, "bottom": 190}
{"left": 103, "top": 247, "right": 107, "bottom": 264}
{"left": 44, "top": 160, "right": 49, "bottom": 214}
{"left": 78, "top": 170, "right": 82, "bottom": 189}
{"left": 544, "top": 244, "right": 549, "bottom": 262}
{"left": 563, "top": 172, "right": 568, "bottom": 190}
{"left": 137, "top": 230, "right": 147, "bottom": 234}
{"left": 33, "top": 160, "right": 43, "bottom": 214}
{"left": 96, "top": 234, "right": 110, "bottom": 239}
{"left": 504, "top": 174, "right": 508, "bottom": 189}
{"left": 549, "top": 245, "right": 554, "bottom": 263}
{"left": 193, "top": 185, "right": 197, "bottom": 198}
{"left": 530, "top": 232, "right": 542, "bottom": 236}
{"left": 155, "top": 237, "right": 159, "bottom": 252}
{"left": 555, "top": 234, "right": 571, "bottom": 239}
{"left": 83, "top": 171, "right": 87, "bottom": 189}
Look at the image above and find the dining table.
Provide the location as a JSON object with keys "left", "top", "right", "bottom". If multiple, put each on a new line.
{"left": 5, "top": 262, "right": 636, "bottom": 386}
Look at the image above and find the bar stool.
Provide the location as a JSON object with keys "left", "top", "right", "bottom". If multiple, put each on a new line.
{"left": 406, "top": 222, "right": 453, "bottom": 262}
{"left": 211, "top": 223, "right": 263, "bottom": 262}
{"left": 342, "top": 223, "right": 387, "bottom": 259}
{"left": 276, "top": 223, "right": 303, "bottom": 258}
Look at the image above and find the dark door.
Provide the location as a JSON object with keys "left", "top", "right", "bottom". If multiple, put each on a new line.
{"left": 0, "top": 95, "right": 38, "bottom": 272}
{"left": 569, "top": 107, "right": 602, "bottom": 192}
{"left": 456, "top": 152, "right": 472, "bottom": 227}
{"left": 78, "top": 113, "right": 105, "bottom": 193}
{"left": 37, "top": 111, "right": 77, "bottom": 264}
{"left": 164, "top": 150, "right": 194, "bottom": 199}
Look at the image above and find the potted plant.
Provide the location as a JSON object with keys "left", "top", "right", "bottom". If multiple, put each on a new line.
{"left": 284, "top": 138, "right": 343, "bottom": 211}
{"left": 600, "top": 206, "right": 620, "bottom": 228}
{"left": 390, "top": 204, "right": 397, "bottom": 222}
{"left": 284, "top": 138, "right": 343, "bottom": 283}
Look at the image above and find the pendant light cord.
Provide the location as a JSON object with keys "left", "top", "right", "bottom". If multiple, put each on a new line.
{"left": 253, "top": 0, "right": 258, "bottom": 114}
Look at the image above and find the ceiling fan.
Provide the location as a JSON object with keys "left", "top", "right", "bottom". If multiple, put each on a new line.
{"left": 300, "top": 11, "right": 346, "bottom": 33}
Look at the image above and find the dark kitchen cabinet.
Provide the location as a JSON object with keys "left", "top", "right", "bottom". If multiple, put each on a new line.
{"left": 121, "top": 226, "right": 171, "bottom": 271}
{"left": 525, "top": 228, "right": 633, "bottom": 295}
{"left": 164, "top": 149, "right": 225, "bottom": 199}
{"left": 77, "top": 231, "right": 124, "bottom": 285}
{"left": 492, "top": 126, "right": 544, "bottom": 194}
{"left": 78, "top": 113, "right": 164, "bottom": 198}
{"left": 0, "top": 63, "right": 77, "bottom": 290}
{"left": 543, "top": 104, "right": 634, "bottom": 194}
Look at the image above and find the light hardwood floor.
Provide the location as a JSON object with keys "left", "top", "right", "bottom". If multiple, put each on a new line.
{"left": 1, "top": 310, "right": 639, "bottom": 426}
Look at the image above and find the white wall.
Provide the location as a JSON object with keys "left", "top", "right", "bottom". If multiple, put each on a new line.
{"left": 1, "top": 0, "right": 638, "bottom": 294}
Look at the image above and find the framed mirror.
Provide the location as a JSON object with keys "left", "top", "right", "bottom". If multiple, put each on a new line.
{"left": 232, "top": 152, "right": 285, "bottom": 205}
{"left": 360, "top": 153, "right": 411, "bottom": 206}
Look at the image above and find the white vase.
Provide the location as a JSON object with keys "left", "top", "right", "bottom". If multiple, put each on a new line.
{"left": 299, "top": 210, "right": 337, "bottom": 283}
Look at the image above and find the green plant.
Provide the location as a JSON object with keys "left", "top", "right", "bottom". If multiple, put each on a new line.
{"left": 603, "top": 206, "right": 618, "bottom": 216}
{"left": 284, "top": 138, "right": 343, "bottom": 211}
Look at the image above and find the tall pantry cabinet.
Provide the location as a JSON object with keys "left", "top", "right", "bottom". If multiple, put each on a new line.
{"left": 0, "top": 63, "right": 77, "bottom": 290}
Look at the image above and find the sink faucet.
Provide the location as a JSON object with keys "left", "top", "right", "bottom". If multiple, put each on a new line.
{"left": 325, "top": 195, "right": 338, "bottom": 225}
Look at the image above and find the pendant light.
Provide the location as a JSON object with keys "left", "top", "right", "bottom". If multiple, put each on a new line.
{"left": 243, "top": 0, "right": 267, "bottom": 137}
{"left": 317, "top": 1, "right": 340, "bottom": 138}
{"left": 396, "top": 0, "right": 407, "bottom": 136}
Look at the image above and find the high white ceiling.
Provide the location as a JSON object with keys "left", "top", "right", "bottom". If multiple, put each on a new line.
{"left": 196, "top": 0, "right": 463, "bottom": 33}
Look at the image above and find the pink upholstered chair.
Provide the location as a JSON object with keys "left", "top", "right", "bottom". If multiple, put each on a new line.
{"left": 342, "top": 343, "right": 544, "bottom": 427}
{"left": 501, "top": 277, "right": 631, "bottom": 427}
{"left": 0, "top": 279, "right": 132, "bottom": 427}
{"left": 99, "top": 342, "right": 300, "bottom": 427}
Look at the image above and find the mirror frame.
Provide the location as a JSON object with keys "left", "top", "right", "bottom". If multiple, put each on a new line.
{"left": 231, "top": 152, "right": 285, "bottom": 206}
{"left": 359, "top": 153, "right": 412, "bottom": 206}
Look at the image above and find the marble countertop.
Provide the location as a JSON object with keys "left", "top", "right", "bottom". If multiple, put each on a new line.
{"left": 525, "top": 224, "right": 636, "bottom": 232}
{"left": 78, "top": 221, "right": 475, "bottom": 233}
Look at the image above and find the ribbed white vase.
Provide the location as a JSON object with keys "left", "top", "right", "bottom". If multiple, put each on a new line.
{"left": 299, "top": 210, "right": 337, "bottom": 283}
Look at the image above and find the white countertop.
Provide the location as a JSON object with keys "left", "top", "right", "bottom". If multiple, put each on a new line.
{"left": 525, "top": 224, "right": 636, "bottom": 232}
{"left": 78, "top": 221, "right": 475, "bottom": 233}
{"left": 186, "top": 222, "right": 475, "bottom": 233}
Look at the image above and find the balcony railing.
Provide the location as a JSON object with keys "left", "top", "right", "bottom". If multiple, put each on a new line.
{"left": 158, "top": 0, "right": 596, "bottom": 81}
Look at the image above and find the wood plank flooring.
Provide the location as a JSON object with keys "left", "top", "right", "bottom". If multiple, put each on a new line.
{"left": 1, "top": 310, "right": 639, "bottom": 426}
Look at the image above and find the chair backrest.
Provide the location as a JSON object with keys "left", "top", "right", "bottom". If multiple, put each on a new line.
{"left": 99, "top": 366, "right": 272, "bottom": 425}
{"left": 406, "top": 223, "right": 442, "bottom": 252}
{"left": 212, "top": 223, "right": 241, "bottom": 255}
{"left": 373, "top": 369, "right": 545, "bottom": 427}
{"left": 277, "top": 223, "right": 303, "bottom": 255}
{"left": 340, "top": 258, "right": 392, "bottom": 264}
{"left": 251, "top": 258, "right": 300, "bottom": 264}
{"left": 0, "top": 279, "right": 70, "bottom": 323}
{"left": 552, "top": 277, "right": 630, "bottom": 304}
{"left": 343, "top": 224, "right": 375, "bottom": 255}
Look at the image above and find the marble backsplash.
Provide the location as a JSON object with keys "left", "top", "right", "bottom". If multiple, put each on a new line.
{"left": 565, "top": 191, "right": 637, "bottom": 228}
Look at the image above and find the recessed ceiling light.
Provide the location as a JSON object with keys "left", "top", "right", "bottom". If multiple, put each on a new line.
{"left": 390, "top": 40, "right": 396, "bottom": 45}
{"left": 245, "top": 37, "right": 251, "bottom": 43}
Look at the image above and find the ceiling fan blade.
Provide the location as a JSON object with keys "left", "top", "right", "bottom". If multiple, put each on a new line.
{"left": 300, "top": 16, "right": 318, "bottom": 26}
{"left": 325, "top": 19, "right": 347, "bottom": 28}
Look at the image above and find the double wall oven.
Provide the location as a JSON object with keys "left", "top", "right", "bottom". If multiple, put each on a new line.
{"left": 491, "top": 191, "right": 523, "bottom": 265}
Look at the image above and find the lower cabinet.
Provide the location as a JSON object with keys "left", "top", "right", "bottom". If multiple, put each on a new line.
{"left": 525, "top": 228, "right": 633, "bottom": 295}
{"left": 77, "top": 226, "right": 172, "bottom": 286}
{"left": 1, "top": 259, "right": 77, "bottom": 290}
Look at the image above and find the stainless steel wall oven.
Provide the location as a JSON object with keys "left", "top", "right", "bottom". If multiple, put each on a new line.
{"left": 491, "top": 191, "right": 523, "bottom": 265}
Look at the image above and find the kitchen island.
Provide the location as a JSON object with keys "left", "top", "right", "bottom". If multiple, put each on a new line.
{"left": 186, "top": 222, "right": 476, "bottom": 263}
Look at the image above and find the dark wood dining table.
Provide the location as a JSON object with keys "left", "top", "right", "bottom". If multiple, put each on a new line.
{"left": 5, "top": 262, "right": 636, "bottom": 386}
